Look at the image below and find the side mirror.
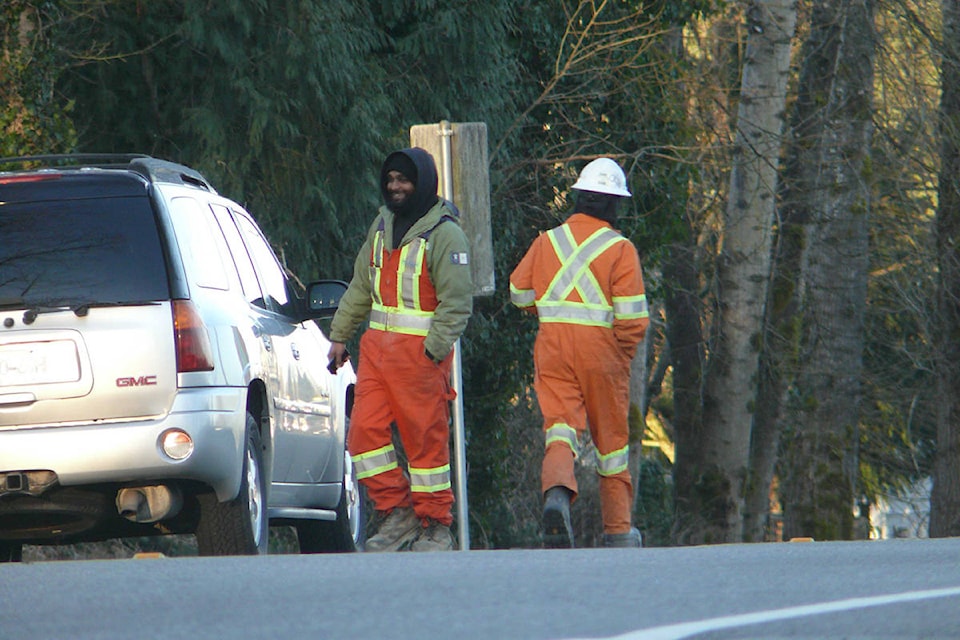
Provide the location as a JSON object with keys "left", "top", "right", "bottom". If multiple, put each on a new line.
{"left": 306, "top": 279, "right": 349, "bottom": 319}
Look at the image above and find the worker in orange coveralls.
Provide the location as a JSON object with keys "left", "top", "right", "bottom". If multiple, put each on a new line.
{"left": 327, "top": 148, "right": 473, "bottom": 552}
{"left": 510, "top": 157, "right": 649, "bottom": 548}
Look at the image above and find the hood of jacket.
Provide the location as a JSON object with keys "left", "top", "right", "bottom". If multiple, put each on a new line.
{"left": 380, "top": 147, "right": 440, "bottom": 220}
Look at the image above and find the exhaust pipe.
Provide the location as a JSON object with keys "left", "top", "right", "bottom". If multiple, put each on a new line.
{"left": 116, "top": 485, "right": 183, "bottom": 523}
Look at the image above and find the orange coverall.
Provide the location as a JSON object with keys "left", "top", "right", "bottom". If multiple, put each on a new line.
{"left": 510, "top": 213, "right": 649, "bottom": 534}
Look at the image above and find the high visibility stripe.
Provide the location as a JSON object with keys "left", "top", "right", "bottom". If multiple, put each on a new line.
{"left": 398, "top": 238, "right": 427, "bottom": 310}
{"left": 531, "top": 224, "right": 631, "bottom": 327}
{"left": 545, "top": 226, "right": 623, "bottom": 303}
{"left": 546, "top": 226, "right": 611, "bottom": 306}
{"left": 370, "top": 230, "right": 385, "bottom": 305}
{"left": 510, "top": 282, "right": 536, "bottom": 307}
{"left": 613, "top": 294, "right": 649, "bottom": 320}
{"left": 536, "top": 301, "right": 615, "bottom": 327}
{"left": 597, "top": 445, "right": 629, "bottom": 476}
{"left": 369, "top": 307, "right": 433, "bottom": 336}
{"left": 368, "top": 226, "right": 435, "bottom": 335}
{"left": 352, "top": 444, "right": 398, "bottom": 480}
{"left": 409, "top": 464, "right": 452, "bottom": 493}
{"left": 545, "top": 423, "right": 579, "bottom": 458}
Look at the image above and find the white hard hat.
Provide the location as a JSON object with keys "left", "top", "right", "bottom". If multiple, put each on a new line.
{"left": 571, "top": 158, "right": 631, "bottom": 197}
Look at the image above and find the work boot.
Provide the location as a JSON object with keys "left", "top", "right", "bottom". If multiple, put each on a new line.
{"left": 364, "top": 507, "right": 420, "bottom": 552}
{"left": 542, "top": 486, "right": 574, "bottom": 549}
{"left": 411, "top": 519, "right": 455, "bottom": 552}
{"left": 603, "top": 527, "right": 643, "bottom": 548}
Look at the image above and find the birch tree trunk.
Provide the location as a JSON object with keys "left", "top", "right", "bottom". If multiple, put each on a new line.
{"left": 930, "top": 0, "right": 960, "bottom": 537}
{"left": 779, "top": 0, "right": 876, "bottom": 541}
{"left": 698, "top": 0, "right": 797, "bottom": 543}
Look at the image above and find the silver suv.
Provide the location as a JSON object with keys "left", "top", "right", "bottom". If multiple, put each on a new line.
{"left": 0, "top": 155, "right": 360, "bottom": 560}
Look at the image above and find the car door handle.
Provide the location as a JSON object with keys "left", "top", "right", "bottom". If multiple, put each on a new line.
{"left": 290, "top": 343, "right": 300, "bottom": 360}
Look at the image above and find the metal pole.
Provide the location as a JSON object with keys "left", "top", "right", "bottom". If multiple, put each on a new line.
{"left": 438, "top": 120, "right": 470, "bottom": 551}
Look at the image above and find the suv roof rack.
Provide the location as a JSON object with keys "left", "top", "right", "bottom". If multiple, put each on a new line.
{"left": 0, "top": 153, "right": 217, "bottom": 194}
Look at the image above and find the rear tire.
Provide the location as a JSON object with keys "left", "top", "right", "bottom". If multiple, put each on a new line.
{"left": 297, "top": 444, "right": 362, "bottom": 553}
{"left": 0, "top": 542, "right": 22, "bottom": 563}
{"left": 196, "top": 413, "right": 268, "bottom": 556}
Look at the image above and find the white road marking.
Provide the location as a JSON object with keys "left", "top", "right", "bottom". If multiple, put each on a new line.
{"left": 567, "top": 586, "right": 960, "bottom": 640}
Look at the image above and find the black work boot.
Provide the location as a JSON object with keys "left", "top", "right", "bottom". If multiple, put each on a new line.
{"left": 603, "top": 527, "right": 642, "bottom": 548}
{"left": 542, "top": 486, "right": 574, "bottom": 549}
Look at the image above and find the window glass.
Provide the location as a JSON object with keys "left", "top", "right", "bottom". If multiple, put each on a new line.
{"left": 0, "top": 196, "right": 169, "bottom": 306}
{"left": 167, "top": 197, "right": 229, "bottom": 291}
{"left": 233, "top": 211, "right": 291, "bottom": 312}
{"left": 211, "top": 204, "right": 264, "bottom": 307}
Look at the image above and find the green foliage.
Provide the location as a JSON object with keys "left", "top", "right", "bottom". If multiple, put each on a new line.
{"left": 0, "top": 2, "right": 77, "bottom": 155}
{"left": 634, "top": 456, "right": 674, "bottom": 546}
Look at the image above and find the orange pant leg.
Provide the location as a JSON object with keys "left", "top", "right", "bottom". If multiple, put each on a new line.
{"left": 388, "top": 333, "right": 456, "bottom": 526}
{"left": 579, "top": 334, "right": 634, "bottom": 534}
{"left": 348, "top": 331, "right": 412, "bottom": 512}
{"left": 534, "top": 328, "right": 584, "bottom": 498}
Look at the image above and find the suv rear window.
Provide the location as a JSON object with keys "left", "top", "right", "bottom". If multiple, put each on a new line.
{"left": 0, "top": 195, "right": 169, "bottom": 308}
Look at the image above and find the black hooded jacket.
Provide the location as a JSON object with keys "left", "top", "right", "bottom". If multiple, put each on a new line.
{"left": 380, "top": 147, "right": 440, "bottom": 248}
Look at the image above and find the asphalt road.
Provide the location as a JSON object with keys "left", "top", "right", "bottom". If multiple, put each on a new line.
{"left": 2, "top": 538, "right": 958, "bottom": 639}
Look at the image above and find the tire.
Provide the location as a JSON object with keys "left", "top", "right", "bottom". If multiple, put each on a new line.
{"left": 296, "top": 442, "right": 362, "bottom": 553}
{"left": 0, "top": 542, "right": 22, "bottom": 563}
{"left": 195, "top": 413, "right": 268, "bottom": 556}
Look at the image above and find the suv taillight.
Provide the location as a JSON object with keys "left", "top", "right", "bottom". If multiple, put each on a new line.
{"left": 173, "top": 300, "right": 215, "bottom": 372}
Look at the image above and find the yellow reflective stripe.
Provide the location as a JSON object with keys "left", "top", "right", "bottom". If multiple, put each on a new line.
{"left": 396, "top": 242, "right": 411, "bottom": 308}
{"left": 352, "top": 444, "right": 398, "bottom": 480}
{"left": 536, "top": 301, "right": 614, "bottom": 327}
{"left": 373, "top": 229, "right": 384, "bottom": 268}
{"left": 370, "top": 229, "right": 385, "bottom": 305}
{"left": 577, "top": 263, "right": 606, "bottom": 306}
{"left": 398, "top": 238, "right": 426, "bottom": 310}
{"left": 548, "top": 225, "right": 608, "bottom": 306}
{"left": 409, "top": 464, "right": 451, "bottom": 493}
{"left": 545, "top": 226, "right": 622, "bottom": 303}
{"left": 613, "top": 294, "right": 648, "bottom": 320}
{"left": 369, "top": 307, "right": 433, "bottom": 336}
{"left": 537, "top": 225, "right": 631, "bottom": 327}
{"left": 510, "top": 282, "right": 536, "bottom": 307}
{"left": 545, "top": 423, "right": 579, "bottom": 458}
{"left": 597, "top": 445, "right": 629, "bottom": 476}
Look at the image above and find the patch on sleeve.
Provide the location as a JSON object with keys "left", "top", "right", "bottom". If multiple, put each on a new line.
{"left": 451, "top": 251, "right": 469, "bottom": 265}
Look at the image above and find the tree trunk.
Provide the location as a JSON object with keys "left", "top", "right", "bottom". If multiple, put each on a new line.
{"left": 700, "top": 0, "right": 797, "bottom": 543}
{"left": 930, "top": 0, "right": 960, "bottom": 537}
{"left": 779, "top": 0, "right": 876, "bottom": 542}
{"left": 663, "top": 244, "right": 708, "bottom": 544}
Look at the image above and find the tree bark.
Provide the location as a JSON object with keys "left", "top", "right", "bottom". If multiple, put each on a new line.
{"left": 663, "top": 243, "right": 708, "bottom": 544}
{"left": 930, "top": 0, "right": 960, "bottom": 537}
{"left": 700, "top": 0, "right": 797, "bottom": 543}
{"left": 779, "top": 0, "right": 876, "bottom": 542}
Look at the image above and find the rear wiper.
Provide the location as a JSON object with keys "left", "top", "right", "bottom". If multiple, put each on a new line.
{"left": 70, "top": 300, "right": 162, "bottom": 315}
{"left": 22, "top": 305, "right": 85, "bottom": 324}
{"left": 22, "top": 300, "right": 161, "bottom": 324}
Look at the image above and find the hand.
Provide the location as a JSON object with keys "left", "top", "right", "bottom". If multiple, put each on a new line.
{"left": 328, "top": 342, "right": 349, "bottom": 373}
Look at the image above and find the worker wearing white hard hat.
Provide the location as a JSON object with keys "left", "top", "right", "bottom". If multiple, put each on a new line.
{"left": 510, "top": 157, "right": 649, "bottom": 548}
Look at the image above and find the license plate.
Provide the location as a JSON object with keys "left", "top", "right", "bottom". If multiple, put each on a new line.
{"left": 0, "top": 340, "right": 81, "bottom": 387}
